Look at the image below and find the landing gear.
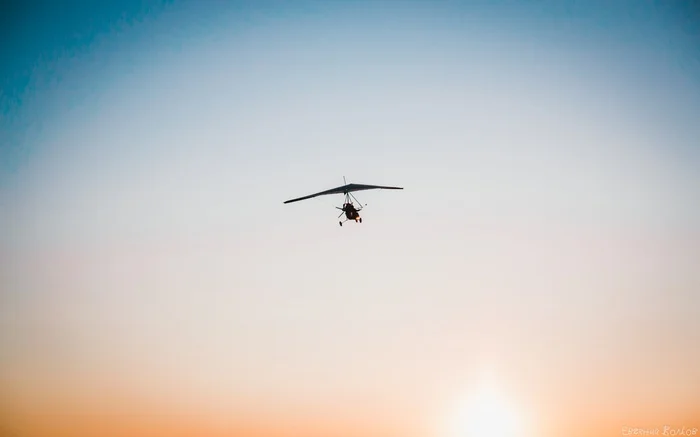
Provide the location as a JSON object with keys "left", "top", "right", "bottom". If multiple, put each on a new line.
{"left": 359, "top": 218, "right": 362, "bottom": 223}
{"left": 339, "top": 221, "right": 343, "bottom": 227}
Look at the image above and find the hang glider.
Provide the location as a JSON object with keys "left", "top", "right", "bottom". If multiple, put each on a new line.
{"left": 283, "top": 178, "right": 404, "bottom": 226}
{"left": 283, "top": 183, "right": 403, "bottom": 204}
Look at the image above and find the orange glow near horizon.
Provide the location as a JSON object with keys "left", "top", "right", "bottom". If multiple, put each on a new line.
{"left": 3, "top": 385, "right": 699, "bottom": 437}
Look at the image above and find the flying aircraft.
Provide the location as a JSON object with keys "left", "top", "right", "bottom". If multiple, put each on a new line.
{"left": 283, "top": 177, "right": 403, "bottom": 226}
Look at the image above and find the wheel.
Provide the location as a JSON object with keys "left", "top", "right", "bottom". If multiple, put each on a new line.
{"left": 359, "top": 218, "right": 362, "bottom": 223}
{"left": 339, "top": 221, "right": 343, "bottom": 226}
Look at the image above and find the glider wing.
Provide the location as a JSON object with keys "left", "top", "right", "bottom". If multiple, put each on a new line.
{"left": 283, "top": 183, "right": 403, "bottom": 204}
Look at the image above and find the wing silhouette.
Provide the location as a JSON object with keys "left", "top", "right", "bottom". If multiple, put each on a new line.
{"left": 283, "top": 183, "right": 403, "bottom": 204}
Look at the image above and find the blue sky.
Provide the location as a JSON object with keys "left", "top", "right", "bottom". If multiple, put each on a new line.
{"left": 1, "top": 1, "right": 699, "bottom": 436}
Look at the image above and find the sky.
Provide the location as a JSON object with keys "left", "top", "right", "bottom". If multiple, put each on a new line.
{"left": 1, "top": 1, "right": 699, "bottom": 436}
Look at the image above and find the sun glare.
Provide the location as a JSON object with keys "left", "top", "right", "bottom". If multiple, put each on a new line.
{"left": 446, "top": 385, "right": 522, "bottom": 437}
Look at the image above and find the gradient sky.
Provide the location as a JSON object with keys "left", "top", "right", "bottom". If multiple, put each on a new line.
{"left": 1, "top": 1, "right": 699, "bottom": 437}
